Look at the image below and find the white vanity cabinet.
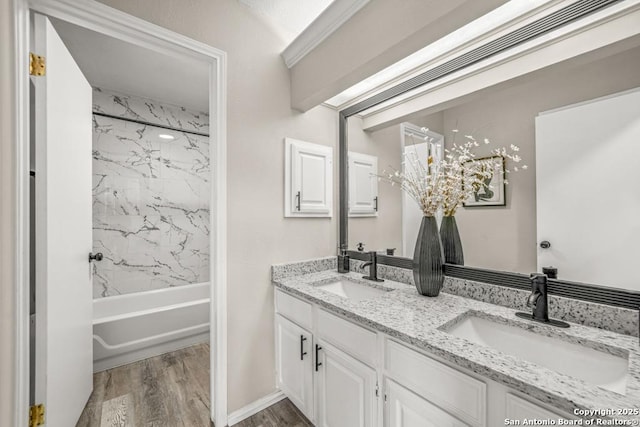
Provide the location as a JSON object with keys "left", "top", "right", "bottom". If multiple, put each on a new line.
{"left": 275, "top": 289, "right": 379, "bottom": 426}
{"left": 274, "top": 288, "right": 574, "bottom": 427}
{"left": 315, "top": 340, "right": 378, "bottom": 427}
{"left": 275, "top": 314, "right": 314, "bottom": 420}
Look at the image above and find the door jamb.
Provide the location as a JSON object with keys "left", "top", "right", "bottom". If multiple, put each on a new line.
{"left": 13, "top": 0, "right": 228, "bottom": 425}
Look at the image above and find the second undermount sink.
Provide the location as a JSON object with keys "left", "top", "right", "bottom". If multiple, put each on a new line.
{"left": 317, "top": 280, "right": 391, "bottom": 302}
{"left": 444, "top": 315, "right": 629, "bottom": 394}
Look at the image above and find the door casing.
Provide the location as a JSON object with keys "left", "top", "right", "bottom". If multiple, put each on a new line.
{"left": 11, "top": 1, "right": 228, "bottom": 425}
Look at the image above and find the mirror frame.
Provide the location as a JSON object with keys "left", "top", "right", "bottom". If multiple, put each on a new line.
{"left": 337, "top": 0, "right": 640, "bottom": 310}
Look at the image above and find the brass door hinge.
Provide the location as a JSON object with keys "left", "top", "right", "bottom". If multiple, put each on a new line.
{"left": 30, "top": 53, "right": 46, "bottom": 76}
{"left": 29, "top": 403, "right": 45, "bottom": 427}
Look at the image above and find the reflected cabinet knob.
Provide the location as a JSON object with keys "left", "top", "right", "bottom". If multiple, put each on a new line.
{"left": 539, "top": 241, "right": 551, "bottom": 249}
{"left": 88, "top": 252, "right": 103, "bottom": 262}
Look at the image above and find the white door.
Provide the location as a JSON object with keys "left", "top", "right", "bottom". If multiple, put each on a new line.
{"left": 348, "top": 152, "right": 378, "bottom": 217}
{"left": 385, "top": 380, "right": 467, "bottom": 427}
{"left": 275, "top": 315, "right": 314, "bottom": 420}
{"left": 33, "top": 14, "right": 94, "bottom": 426}
{"left": 535, "top": 88, "right": 640, "bottom": 290}
{"left": 316, "top": 341, "right": 377, "bottom": 427}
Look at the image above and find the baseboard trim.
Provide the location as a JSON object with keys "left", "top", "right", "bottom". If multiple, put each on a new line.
{"left": 227, "top": 390, "right": 286, "bottom": 426}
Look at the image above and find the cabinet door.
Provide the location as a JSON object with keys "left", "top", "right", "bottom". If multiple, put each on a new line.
{"left": 285, "top": 138, "right": 333, "bottom": 217}
{"left": 316, "top": 341, "right": 378, "bottom": 427}
{"left": 275, "top": 314, "right": 314, "bottom": 420}
{"left": 385, "top": 380, "right": 468, "bottom": 427}
{"left": 348, "top": 152, "right": 378, "bottom": 216}
{"left": 505, "top": 393, "right": 568, "bottom": 423}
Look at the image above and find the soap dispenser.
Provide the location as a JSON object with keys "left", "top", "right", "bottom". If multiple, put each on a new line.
{"left": 337, "top": 246, "right": 350, "bottom": 273}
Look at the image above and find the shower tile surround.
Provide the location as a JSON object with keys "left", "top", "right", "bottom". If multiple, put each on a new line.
{"left": 272, "top": 257, "right": 640, "bottom": 418}
{"left": 92, "top": 88, "right": 210, "bottom": 298}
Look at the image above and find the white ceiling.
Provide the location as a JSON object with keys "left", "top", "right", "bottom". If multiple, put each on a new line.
{"left": 51, "top": 18, "right": 210, "bottom": 112}
{"left": 238, "top": 0, "right": 335, "bottom": 43}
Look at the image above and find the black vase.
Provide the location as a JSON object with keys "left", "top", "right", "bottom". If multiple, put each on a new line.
{"left": 412, "top": 216, "right": 444, "bottom": 297}
{"left": 440, "top": 216, "right": 464, "bottom": 265}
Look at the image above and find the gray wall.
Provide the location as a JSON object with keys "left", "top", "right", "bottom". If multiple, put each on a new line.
{"left": 96, "top": 0, "right": 339, "bottom": 412}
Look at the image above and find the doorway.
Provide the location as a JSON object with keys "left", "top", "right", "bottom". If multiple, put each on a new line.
{"left": 17, "top": 1, "right": 227, "bottom": 426}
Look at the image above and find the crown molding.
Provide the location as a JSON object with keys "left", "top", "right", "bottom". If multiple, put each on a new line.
{"left": 282, "top": 0, "right": 370, "bottom": 68}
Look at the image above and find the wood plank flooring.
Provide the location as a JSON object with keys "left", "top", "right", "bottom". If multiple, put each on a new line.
{"left": 76, "top": 343, "right": 313, "bottom": 427}
{"left": 233, "top": 398, "right": 313, "bottom": 427}
{"left": 77, "top": 343, "right": 211, "bottom": 427}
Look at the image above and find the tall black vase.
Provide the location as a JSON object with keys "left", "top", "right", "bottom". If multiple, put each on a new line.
{"left": 440, "top": 216, "right": 464, "bottom": 265}
{"left": 412, "top": 216, "right": 444, "bottom": 297}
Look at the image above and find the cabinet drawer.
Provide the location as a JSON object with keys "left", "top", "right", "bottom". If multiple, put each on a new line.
{"left": 275, "top": 289, "right": 312, "bottom": 330}
{"left": 386, "top": 379, "right": 468, "bottom": 427}
{"left": 316, "top": 309, "right": 377, "bottom": 367}
{"left": 505, "top": 393, "right": 569, "bottom": 423}
{"left": 385, "top": 339, "right": 486, "bottom": 427}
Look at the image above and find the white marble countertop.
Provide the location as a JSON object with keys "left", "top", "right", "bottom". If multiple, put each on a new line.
{"left": 273, "top": 269, "right": 640, "bottom": 419}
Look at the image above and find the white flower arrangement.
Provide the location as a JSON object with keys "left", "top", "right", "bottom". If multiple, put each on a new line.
{"left": 379, "top": 128, "right": 525, "bottom": 217}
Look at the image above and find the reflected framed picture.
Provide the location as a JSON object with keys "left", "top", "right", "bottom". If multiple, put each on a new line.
{"left": 462, "top": 155, "right": 506, "bottom": 207}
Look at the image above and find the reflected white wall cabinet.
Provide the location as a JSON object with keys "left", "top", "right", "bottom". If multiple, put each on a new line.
{"left": 285, "top": 138, "right": 333, "bottom": 217}
{"left": 348, "top": 152, "right": 379, "bottom": 217}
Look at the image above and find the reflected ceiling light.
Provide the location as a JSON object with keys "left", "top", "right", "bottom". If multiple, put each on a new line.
{"left": 158, "top": 134, "right": 175, "bottom": 140}
{"left": 325, "top": 0, "right": 555, "bottom": 108}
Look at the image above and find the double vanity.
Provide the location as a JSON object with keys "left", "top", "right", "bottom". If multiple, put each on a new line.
{"left": 272, "top": 258, "right": 639, "bottom": 427}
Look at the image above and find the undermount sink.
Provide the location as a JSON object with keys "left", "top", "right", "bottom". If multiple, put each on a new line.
{"left": 317, "top": 280, "right": 390, "bottom": 302}
{"left": 445, "top": 315, "right": 629, "bottom": 394}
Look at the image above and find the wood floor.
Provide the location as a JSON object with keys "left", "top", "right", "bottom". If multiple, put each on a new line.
{"left": 77, "top": 343, "right": 210, "bottom": 426}
{"left": 233, "top": 398, "right": 313, "bottom": 427}
{"left": 76, "top": 343, "right": 312, "bottom": 427}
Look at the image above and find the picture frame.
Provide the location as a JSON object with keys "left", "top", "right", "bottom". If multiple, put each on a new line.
{"left": 462, "top": 155, "right": 506, "bottom": 207}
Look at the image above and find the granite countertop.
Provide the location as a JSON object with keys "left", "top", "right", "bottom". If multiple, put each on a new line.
{"left": 272, "top": 269, "right": 640, "bottom": 419}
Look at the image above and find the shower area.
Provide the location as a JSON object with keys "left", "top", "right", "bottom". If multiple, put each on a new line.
{"left": 90, "top": 87, "right": 211, "bottom": 371}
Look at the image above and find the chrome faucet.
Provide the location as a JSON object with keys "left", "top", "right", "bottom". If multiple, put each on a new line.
{"left": 362, "top": 251, "right": 384, "bottom": 282}
{"left": 516, "top": 273, "right": 570, "bottom": 328}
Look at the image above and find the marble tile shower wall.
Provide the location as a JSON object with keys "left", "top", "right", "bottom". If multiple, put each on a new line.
{"left": 92, "top": 88, "right": 210, "bottom": 298}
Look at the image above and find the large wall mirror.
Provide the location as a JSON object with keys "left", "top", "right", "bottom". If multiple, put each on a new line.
{"left": 341, "top": 25, "right": 640, "bottom": 296}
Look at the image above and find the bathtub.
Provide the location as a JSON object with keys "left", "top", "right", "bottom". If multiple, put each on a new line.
{"left": 93, "top": 282, "right": 210, "bottom": 372}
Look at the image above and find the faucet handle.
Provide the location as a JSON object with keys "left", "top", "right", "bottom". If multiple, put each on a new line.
{"left": 527, "top": 292, "right": 540, "bottom": 308}
{"left": 529, "top": 273, "right": 548, "bottom": 289}
{"left": 529, "top": 273, "right": 547, "bottom": 281}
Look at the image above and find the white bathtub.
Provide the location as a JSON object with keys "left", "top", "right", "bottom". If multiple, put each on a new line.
{"left": 93, "top": 282, "right": 210, "bottom": 372}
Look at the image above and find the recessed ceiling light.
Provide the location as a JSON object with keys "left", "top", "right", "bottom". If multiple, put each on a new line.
{"left": 158, "top": 134, "right": 175, "bottom": 140}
